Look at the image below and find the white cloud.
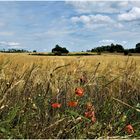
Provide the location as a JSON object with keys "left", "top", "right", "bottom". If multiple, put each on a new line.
{"left": 71, "top": 14, "right": 123, "bottom": 29}
{"left": 8, "top": 42, "right": 20, "bottom": 46}
{"left": 72, "top": 14, "right": 114, "bottom": 24}
{"left": 66, "top": 1, "right": 133, "bottom": 14}
{"left": 130, "top": 1, "right": 140, "bottom": 7}
{"left": 122, "top": 41, "right": 127, "bottom": 44}
{"left": 99, "top": 39, "right": 115, "bottom": 44}
{"left": 118, "top": 7, "right": 140, "bottom": 21}
{"left": 0, "top": 41, "right": 21, "bottom": 48}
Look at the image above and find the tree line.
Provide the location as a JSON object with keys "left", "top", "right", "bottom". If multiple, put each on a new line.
{"left": 52, "top": 43, "right": 140, "bottom": 55}
{"left": 0, "top": 48, "right": 36, "bottom": 53}
{"left": 0, "top": 43, "right": 140, "bottom": 54}
{"left": 90, "top": 43, "right": 140, "bottom": 54}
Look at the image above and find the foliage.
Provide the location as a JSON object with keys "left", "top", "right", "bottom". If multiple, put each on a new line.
{"left": 124, "top": 49, "right": 129, "bottom": 55}
{"left": 135, "top": 43, "right": 140, "bottom": 53}
{"left": 91, "top": 43, "right": 140, "bottom": 53}
{"left": 52, "top": 44, "right": 69, "bottom": 55}
{"left": 91, "top": 43, "right": 124, "bottom": 53}
{"left": 0, "top": 49, "right": 30, "bottom": 53}
{"left": 33, "top": 50, "right": 37, "bottom": 53}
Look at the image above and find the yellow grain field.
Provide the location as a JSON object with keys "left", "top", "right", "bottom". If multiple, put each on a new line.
{"left": 0, "top": 53, "right": 140, "bottom": 139}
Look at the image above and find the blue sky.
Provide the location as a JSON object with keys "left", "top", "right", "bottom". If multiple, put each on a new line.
{"left": 0, "top": 1, "right": 140, "bottom": 52}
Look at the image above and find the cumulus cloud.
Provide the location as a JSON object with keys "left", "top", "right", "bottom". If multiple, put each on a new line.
{"left": 67, "top": 1, "right": 140, "bottom": 31}
{"left": 66, "top": 1, "right": 133, "bottom": 14}
{"left": 72, "top": 14, "right": 114, "bottom": 24}
{"left": 0, "top": 41, "right": 21, "bottom": 48}
{"left": 118, "top": 7, "right": 140, "bottom": 21}
{"left": 71, "top": 14, "right": 123, "bottom": 29}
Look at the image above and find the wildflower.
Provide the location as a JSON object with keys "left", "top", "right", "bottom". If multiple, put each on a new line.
{"left": 68, "top": 101, "right": 78, "bottom": 107}
{"left": 84, "top": 111, "right": 95, "bottom": 118}
{"left": 51, "top": 103, "right": 61, "bottom": 108}
{"left": 75, "top": 87, "right": 84, "bottom": 96}
{"left": 91, "top": 117, "right": 96, "bottom": 123}
{"left": 85, "top": 110, "right": 96, "bottom": 123}
{"left": 125, "top": 124, "right": 134, "bottom": 134}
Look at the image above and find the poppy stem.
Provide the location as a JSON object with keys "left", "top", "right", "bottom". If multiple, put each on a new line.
{"left": 112, "top": 97, "right": 140, "bottom": 113}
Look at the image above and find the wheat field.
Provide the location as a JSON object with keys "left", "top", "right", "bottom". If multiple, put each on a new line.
{"left": 0, "top": 53, "right": 140, "bottom": 139}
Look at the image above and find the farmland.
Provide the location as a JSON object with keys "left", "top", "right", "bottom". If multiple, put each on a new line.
{"left": 0, "top": 53, "right": 140, "bottom": 139}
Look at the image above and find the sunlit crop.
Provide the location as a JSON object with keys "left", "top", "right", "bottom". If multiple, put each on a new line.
{"left": 0, "top": 53, "right": 140, "bottom": 139}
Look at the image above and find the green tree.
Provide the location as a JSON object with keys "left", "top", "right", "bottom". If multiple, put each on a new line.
{"left": 33, "top": 50, "right": 37, "bottom": 53}
{"left": 52, "top": 44, "right": 69, "bottom": 55}
{"left": 135, "top": 43, "right": 140, "bottom": 53}
{"left": 91, "top": 43, "right": 124, "bottom": 53}
{"left": 115, "top": 44, "right": 124, "bottom": 52}
{"left": 109, "top": 43, "right": 115, "bottom": 52}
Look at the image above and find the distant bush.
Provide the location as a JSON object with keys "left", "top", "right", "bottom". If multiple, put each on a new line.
{"left": 128, "top": 53, "right": 132, "bottom": 56}
{"left": 97, "top": 50, "right": 101, "bottom": 55}
{"left": 124, "top": 50, "right": 129, "bottom": 55}
{"left": 68, "top": 53, "right": 96, "bottom": 56}
{"left": 29, "top": 53, "right": 54, "bottom": 56}
{"left": 33, "top": 50, "right": 37, "bottom": 53}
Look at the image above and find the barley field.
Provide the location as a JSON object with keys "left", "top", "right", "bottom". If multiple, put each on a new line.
{"left": 0, "top": 53, "right": 140, "bottom": 139}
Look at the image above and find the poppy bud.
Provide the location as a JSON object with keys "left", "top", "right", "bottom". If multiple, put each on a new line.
{"left": 125, "top": 124, "right": 134, "bottom": 134}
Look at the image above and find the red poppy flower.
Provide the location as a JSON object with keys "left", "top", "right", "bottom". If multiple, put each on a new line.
{"left": 125, "top": 124, "right": 134, "bottom": 134}
{"left": 75, "top": 87, "right": 84, "bottom": 96}
{"left": 68, "top": 101, "right": 78, "bottom": 107}
{"left": 85, "top": 111, "right": 95, "bottom": 118}
{"left": 91, "top": 117, "right": 96, "bottom": 123}
{"left": 51, "top": 103, "right": 61, "bottom": 108}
